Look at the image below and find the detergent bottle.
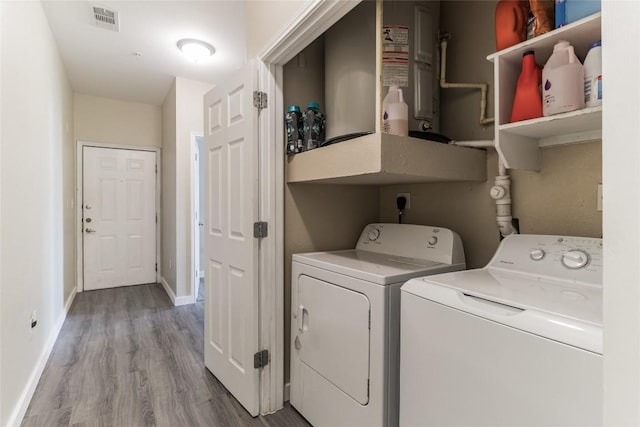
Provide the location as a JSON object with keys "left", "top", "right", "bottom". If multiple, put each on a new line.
{"left": 542, "top": 40, "right": 584, "bottom": 116}
{"left": 583, "top": 40, "right": 602, "bottom": 107}
{"left": 511, "top": 50, "right": 543, "bottom": 122}
{"left": 382, "top": 85, "right": 408, "bottom": 137}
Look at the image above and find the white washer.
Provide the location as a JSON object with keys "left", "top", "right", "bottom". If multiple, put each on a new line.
{"left": 290, "top": 223, "right": 466, "bottom": 427}
{"left": 400, "top": 234, "right": 603, "bottom": 427}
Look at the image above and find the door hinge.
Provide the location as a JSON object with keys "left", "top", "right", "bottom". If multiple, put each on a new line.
{"left": 155, "top": 213, "right": 158, "bottom": 224}
{"left": 254, "top": 349, "right": 269, "bottom": 369}
{"left": 155, "top": 164, "right": 157, "bottom": 174}
{"left": 253, "top": 91, "right": 268, "bottom": 110}
{"left": 253, "top": 221, "right": 268, "bottom": 239}
{"left": 155, "top": 263, "right": 158, "bottom": 272}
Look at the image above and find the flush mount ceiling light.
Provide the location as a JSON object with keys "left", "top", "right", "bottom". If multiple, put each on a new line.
{"left": 177, "top": 38, "right": 215, "bottom": 63}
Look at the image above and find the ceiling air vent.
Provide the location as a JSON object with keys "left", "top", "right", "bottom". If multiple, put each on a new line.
{"left": 92, "top": 5, "right": 120, "bottom": 32}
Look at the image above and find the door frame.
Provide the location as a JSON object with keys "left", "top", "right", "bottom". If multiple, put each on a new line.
{"left": 255, "top": 0, "right": 361, "bottom": 414}
{"left": 75, "top": 141, "right": 161, "bottom": 293}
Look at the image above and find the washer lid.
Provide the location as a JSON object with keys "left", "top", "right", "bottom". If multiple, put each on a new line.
{"left": 293, "top": 249, "right": 464, "bottom": 285}
{"left": 402, "top": 268, "right": 603, "bottom": 354}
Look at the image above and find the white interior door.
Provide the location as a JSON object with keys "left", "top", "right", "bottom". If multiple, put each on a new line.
{"left": 203, "top": 63, "right": 261, "bottom": 416}
{"left": 83, "top": 146, "right": 156, "bottom": 290}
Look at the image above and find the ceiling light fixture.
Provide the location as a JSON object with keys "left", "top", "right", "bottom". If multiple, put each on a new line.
{"left": 177, "top": 38, "right": 215, "bottom": 63}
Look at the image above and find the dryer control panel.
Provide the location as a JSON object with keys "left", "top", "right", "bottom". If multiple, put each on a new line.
{"left": 356, "top": 223, "right": 465, "bottom": 265}
{"left": 488, "top": 234, "right": 602, "bottom": 286}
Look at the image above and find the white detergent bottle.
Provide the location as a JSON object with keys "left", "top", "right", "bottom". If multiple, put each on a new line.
{"left": 583, "top": 40, "right": 602, "bottom": 107}
{"left": 542, "top": 40, "right": 585, "bottom": 116}
{"left": 382, "top": 85, "right": 408, "bottom": 136}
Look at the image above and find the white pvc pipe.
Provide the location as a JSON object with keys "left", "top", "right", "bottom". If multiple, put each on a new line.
{"left": 492, "top": 158, "right": 517, "bottom": 237}
{"left": 498, "top": 157, "right": 507, "bottom": 176}
{"left": 440, "top": 37, "right": 495, "bottom": 126}
{"left": 449, "top": 140, "right": 495, "bottom": 148}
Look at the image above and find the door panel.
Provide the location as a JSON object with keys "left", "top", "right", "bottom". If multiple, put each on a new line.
{"left": 83, "top": 147, "right": 156, "bottom": 290}
{"left": 298, "top": 275, "right": 371, "bottom": 405}
{"left": 203, "top": 63, "right": 260, "bottom": 416}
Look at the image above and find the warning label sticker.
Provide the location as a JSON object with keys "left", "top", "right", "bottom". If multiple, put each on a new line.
{"left": 382, "top": 26, "right": 409, "bottom": 87}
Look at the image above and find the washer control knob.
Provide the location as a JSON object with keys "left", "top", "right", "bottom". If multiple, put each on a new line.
{"left": 428, "top": 236, "right": 438, "bottom": 246}
{"left": 529, "top": 248, "right": 545, "bottom": 261}
{"left": 562, "top": 249, "right": 590, "bottom": 269}
{"left": 368, "top": 228, "right": 381, "bottom": 242}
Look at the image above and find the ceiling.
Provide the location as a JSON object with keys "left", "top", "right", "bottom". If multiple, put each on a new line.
{"left": 42, "top": 0, "right": 247, "bottom": 105}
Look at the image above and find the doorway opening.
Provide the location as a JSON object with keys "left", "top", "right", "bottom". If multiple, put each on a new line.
{"left": 192, "top": 133, "right": 205, "bottom": 302}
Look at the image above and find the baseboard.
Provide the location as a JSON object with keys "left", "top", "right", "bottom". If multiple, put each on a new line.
{"left": 9, "top": 288, "right": 77, "bottom": 427}
{"left": 284, "top": 382, "right": 291, "bottom": 402}
{"left": 160, "top": 276, "right": 194, "bottom": 306}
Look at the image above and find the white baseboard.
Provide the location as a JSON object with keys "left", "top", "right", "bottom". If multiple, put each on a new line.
{"left": 160, "top": 276, "right": 194, "bottom": 306}
{"left": 9, "top": 288, "right": 77, "bottom": 427}
{"left": 284, "top": 382, "right": 291, "bottom": 402}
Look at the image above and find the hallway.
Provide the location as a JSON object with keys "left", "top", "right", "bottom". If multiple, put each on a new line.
{"left": 22, "top": 284, "right": 308, "bottom": 427}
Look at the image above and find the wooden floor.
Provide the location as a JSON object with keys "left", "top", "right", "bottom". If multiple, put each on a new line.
{"left": 22, "top": 283, "right": 309, "bottom": 427}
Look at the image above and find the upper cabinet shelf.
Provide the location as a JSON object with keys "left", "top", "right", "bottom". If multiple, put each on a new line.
{"left": 488, "top": 13, "right": 602, "bottom": 171}
{"left": 286, "top": 132, "right": 486, "bottom": 185}
{"left": 487, "top": 13, "right": 601, "bottom": 64}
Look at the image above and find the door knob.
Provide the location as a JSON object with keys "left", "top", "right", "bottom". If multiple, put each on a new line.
{"left": 85, "top": 228, "right": 96, "bottom": 233}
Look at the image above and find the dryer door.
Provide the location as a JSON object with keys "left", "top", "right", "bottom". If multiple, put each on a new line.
{"left": 297, "top": 275, "right": 371, "bottom": 404}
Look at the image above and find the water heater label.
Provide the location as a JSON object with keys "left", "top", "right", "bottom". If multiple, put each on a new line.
{"left": 383, "top": 25, "right": 409, "bottom": 87}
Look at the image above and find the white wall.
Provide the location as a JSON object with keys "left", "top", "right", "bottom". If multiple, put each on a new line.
{"left": 244, "top": 0, "right": 309, "bottom": 58}
{"left": 602, "top": 1, "right": 640, "bottom": 424}
{"left": 161, "top": 77, "right": 213, "bottom": 300}
{"left": 74, "top": 93, "right": 162, "bottom": 147}
{"left": 162, "top": 81, "right": 178, "bottom": 295}
{"left": 0, "top": 2, "right": 75, "bottom": 425}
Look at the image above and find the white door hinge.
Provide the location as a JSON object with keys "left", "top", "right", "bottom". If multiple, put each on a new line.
{"left": 254, "top": 349, "right": 269, "bottom": 369}
{"left": 253, "top": 91, "right": 268, "bottom": 110}
{"left": 253, "top": 221, "right": 268, "bottom": 239}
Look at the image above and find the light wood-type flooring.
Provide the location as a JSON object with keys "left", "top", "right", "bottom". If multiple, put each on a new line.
{"left": 22, "top": 283, "right": 310, "bottom": 427}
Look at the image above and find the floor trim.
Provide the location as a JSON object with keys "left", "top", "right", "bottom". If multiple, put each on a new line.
{"left": 10, "top": 288, "right": 77, "bottom": 427}
{"left": 160, "top": 276, "right": 194, "bottom": 306}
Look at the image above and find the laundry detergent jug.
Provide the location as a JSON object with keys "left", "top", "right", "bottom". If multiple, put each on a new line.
{"left": 542, "top": 40, "right": 584, "bottom": 116}
{"left": 583, "top": 40, "right": 602, "bottom": 107}
{"left": 511, "top": 50, "right": 543, "bottom": 122}
{"left": 382, "top": 85, "right": 408, "bottom": 137}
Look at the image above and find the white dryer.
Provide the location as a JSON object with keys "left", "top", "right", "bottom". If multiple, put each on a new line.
{"left": 290, "top": 223, "right": 466, "bottom": 427}
{"left": 400, "top": 234, "right": 603, "bottom": 427}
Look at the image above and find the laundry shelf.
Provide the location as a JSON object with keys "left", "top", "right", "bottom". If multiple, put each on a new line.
{"left": 499, "top": 106, "right": 602, "bottom": 145}
{"left": 286, "top": 132, "right": 487, "bottom": 185}
{"left": 488, "top": 12, "right": 602, "bottom": 171}
{"left": 487, "top": 12, "right": 601, "bottom": 65}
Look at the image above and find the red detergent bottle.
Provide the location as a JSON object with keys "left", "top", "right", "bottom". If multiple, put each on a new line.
{"left": 510, "top": 50, "right": 543, "bottom": 122}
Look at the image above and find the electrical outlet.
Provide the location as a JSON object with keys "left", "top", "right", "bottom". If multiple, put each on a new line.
{"left": 597, "top": 184, "right": 603, "bottom": 212}
{"left": 30, "top": 310, "right": 37, "bottom": 330}
{"left": 397, "top": 192, "right": 411, "bottom": 209}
